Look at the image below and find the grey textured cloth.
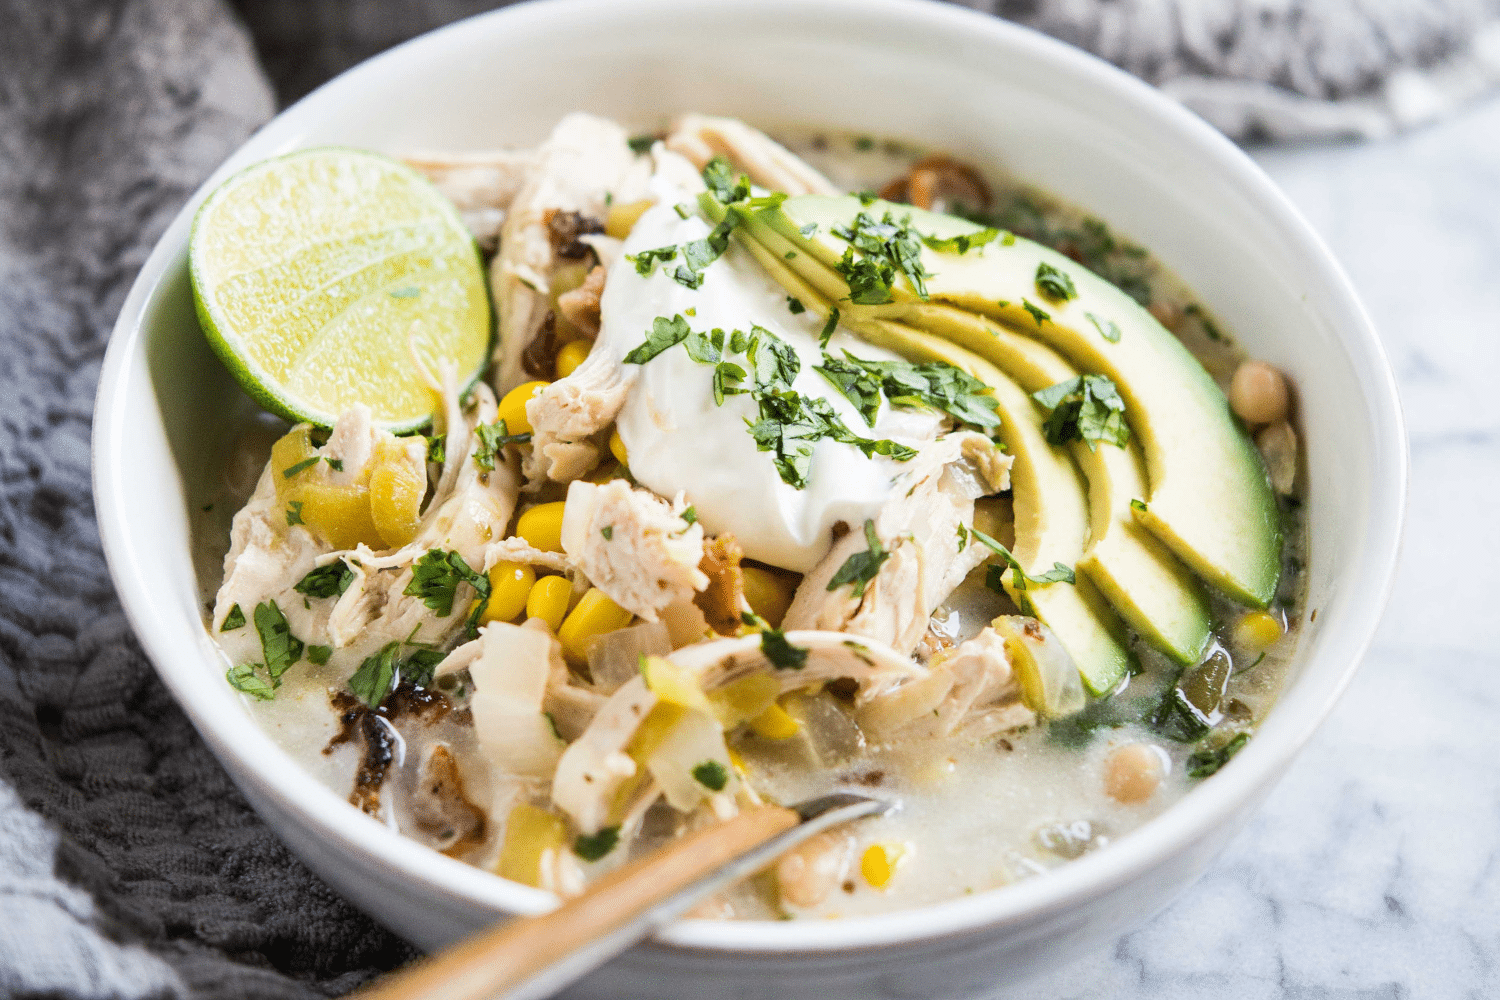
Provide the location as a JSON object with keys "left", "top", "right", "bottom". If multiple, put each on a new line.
{"left": 0, "top": 1, "right": 1493, "bottom": 999}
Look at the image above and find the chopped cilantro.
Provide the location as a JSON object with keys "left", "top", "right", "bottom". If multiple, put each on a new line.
{"left": 786, "top": 296, "right": 806, "bottom": 315}
{"left": 1186, "top": 733, "right": 1251, "bottom": 778}
{"left": 760, "top": 628, "right": 808, "bottom": 670}
{"left": 627, "top": 134, "right": 656, "bottom": 154}
{"left": 285, "top": 501, "right": 304, "bottom": 526}
{"left": 956, "top": 523, "right": 969, "bottom": 552}
{"left": 674, "top": 203, "right": 692, "bottom": 219}
{"left": 295, "top": 560, "right": 354, "bottom": 599}
{"left": 856, "top": 190, "right": 878, "bottom": 205}
{"left": 623, "top": 314, "right": 692, "bottom": 365}
{"left": 712, "top": 361, "right": 747, "bottom": 405}
{"left": 427, "top": 433, "right": 446, "bottom": 465}
{"left": 253, "top": 600, "right": 303, "bottom": 681}
{"left": 702, "top": 157, "right": 751, "bottom": 204}
{"left": 818, "top": 307, "right": 840, "bottom": 350}
{"left": 625, "top": 244, "right": 678, "bottom": 277}
{"left": 474, "top": 419, "right": 531, "bottom": 471}
{"left": 923, "top": 228, "right": 1002, "bottom": 254}
{"left": 747, "top": 326, "right": 801, "bottom": 389}
{"left": 348, "top": 641, "right": 399, "bottom": 708}
{"left": 282, "top": 456, "right": 320, "bottom": 479}
{"left": 220, "top": 604, "right": 246, "bottom": 631}
{"left": 325, "top": 457, "right": 343, "bottom": 472}
{"left": 402, "top": 647, "right": 446, "bottom": 688}
{"left": 404, "top": 549, "right": 488, "bottom": 618}
{"left": 814, "top": 353, "right": 1000, "bottom": 430}
{"left": 1021, "top": 299, "right": 1050, "bottom": 326}
{"left": 1035, "top": 262, "right": 1078, "bottom": 301}
{"left": 307, "top": 645, "right": 332, "bottom": 666}
{"left": 684, "top": 327, "right": 724, "bottom": 364}
{"left": 1130, "top": 499, "right": 1148, "bottom": 513}
{"left": 226, "top": 663, "right": 275, "bottom": 700}
{"left": 692, "top": 760, "right": 729, "bottom": 792}
{"left": 1086, "top": 311, "right": 1122, "bottom": 343}
{"left": 831, "top": 211, "right": 931, "bottom": 302}
{"left": 681, "top": 505, "right": 698, "bottom": 526}
{"left": 971, "top": 528, "right": 1075, "bottom": 592}
{"left": 1031, "top": 376, "right": 1131, "bottom": 451}
{"left": 826, "top": 519, "right": 890, "bottom": 598}
{"left": 574, "top": 826, "right": 620, "bottom": 861}
{"left": 601, "top": 525, "right": 613, "bottom": 541}
{"left": 674, "top": 216, "right": 736, "bottom": 287}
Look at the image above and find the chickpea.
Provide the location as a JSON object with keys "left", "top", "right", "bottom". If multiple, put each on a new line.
{"left": 1228, "top": 360, "right": 1289, "bottom": 426}
{"left": 777, "top": 831, "right": 851, "bottom": 908}
{"left": 1104, "top": 743, "right": 1166, "bottom": 804}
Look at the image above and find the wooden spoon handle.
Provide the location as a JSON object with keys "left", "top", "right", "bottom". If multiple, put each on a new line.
{"left": 353, "top": 804, "right": 799, "bottom": 1000}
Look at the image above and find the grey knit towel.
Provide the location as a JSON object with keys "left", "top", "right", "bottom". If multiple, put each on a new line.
{"left": 0, "top": 1, "right": 1492, "bottom": 999}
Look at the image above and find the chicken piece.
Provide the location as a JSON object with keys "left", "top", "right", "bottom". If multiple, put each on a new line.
{"left": 556, "top": 264, "right": 605, "bottom": 338}
{"left": 559, "top": 480, "right": 708, "bottom": 622}
{"left": 860, "top": 627, "right": 1031, "bottom": 740}
{"left": 550, "top": 675, "right": 657, "bottom": 834}
{"left": 695, "top": 534, "right": 747, "bottom": 636}
{"left": 782, "top": 432, "right": 1012, "bottom": 656}
{"left": 521, "top": 338, "right": 633, "bottom": 485}
{"left": 665, "top": 114, "right": 840, "bottom": 196}
{"left": 492, "top": 114, "right": 646, "bottom": 394}
{"left": 405, "top": 149, "right": 535, "bottom": 247}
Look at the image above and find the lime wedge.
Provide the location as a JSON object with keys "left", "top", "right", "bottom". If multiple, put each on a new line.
{"left": 189, "top": 148, "right": 491, "bottom": 432}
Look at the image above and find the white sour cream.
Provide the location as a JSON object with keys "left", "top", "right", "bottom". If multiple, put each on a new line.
{"left": 598, "top": 199, "right": 941, "bottom": 572}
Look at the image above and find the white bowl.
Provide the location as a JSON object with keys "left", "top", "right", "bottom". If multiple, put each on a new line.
{"left": 92, "top": 0, "right": 1407, "bottom": 995}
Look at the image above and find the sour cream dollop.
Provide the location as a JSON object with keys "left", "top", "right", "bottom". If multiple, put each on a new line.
{"left": 598, "top": 197, "right": 942, "bottom": 573}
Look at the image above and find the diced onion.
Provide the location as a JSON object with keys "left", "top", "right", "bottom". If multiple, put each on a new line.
{"left": 588, "top": 621, "right": 671, "bottom": 693}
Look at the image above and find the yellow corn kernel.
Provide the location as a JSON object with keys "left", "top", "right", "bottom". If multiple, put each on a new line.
{"left": 480, "top": 562, "right": 536, "bottom": 626}
{"left": 526, "top": 574, "right": 572, "bottom": 632}
{"left": 515, "top": 501, "right": 567, "bottom": 553}
{"left": 608, "top": 428, "right": 629, "bottom": 467}
{"left": 368, "top": 459, "right": 424, "bottom": 549}
{"left": 741, "top": 566, "right": 798, "bottom": 629}
{"left": 497, "top": 380, "right": 549, "bottom": 436}
{"left": 1234, "top": 610, "right": 1284, "bottom": 651}
{"left": 557, "top": 588, "right": 634, "bottom": 665}
{"left": 860, "top": 843, "right": 905, "bottom": 890}
{"left": 748, "top": 701, "right": 800, "bottom": 740}
{"left": 555, "top": 339, "right": 591, "bottom": 380}
{"left": 640, "top": 656, "right": 714, "bottom": 714}
{"left": 709, "top": 672, "right": 781, "bottom": 728}
{"left": 497, "top": 803, "right": 566, "bottom": 887}
{"left": 605, "top": 198, "right": 654, "bottom": 239}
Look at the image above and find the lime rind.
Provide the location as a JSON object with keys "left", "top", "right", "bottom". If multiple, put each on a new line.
{"left": 189, "top": 147, "right": 493, "bottom": 434}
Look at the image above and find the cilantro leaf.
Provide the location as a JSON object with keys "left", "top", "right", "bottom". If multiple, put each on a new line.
{"left": 834, "top": 247, "right": 896, "bottom": 305}
{"left": 474, "top": 419, "right": 531, "bottom": 472}
{"left": 295, "top": 561, "right": 354, "bottom": 599}
{"left": 1021, "top": 299, "right": 1050, "bottom": 326}
{"left": 683, "top": 327, "right": 724, "bottom": 365}
{"left": 831, "top": 211, "right": 931, "bottom": 301}
{"left": 712, "top": 361, "right": 746, "bottom": 405}
{"left": 1086, "top": 311, "right": 1122, "bottom": 343}
{"left": 307, "top": 645, "right": 332, "bottom": 665}
{"left": 404, "top": 549, "right": 488, "bottom": 618}
{"left": 747, "top": 326, "right": 800, "bottom": 390}
{"left": 402, "top": 647, "right": 446, "bottom": 688}
{"left": 625, "top": 245, "right": 677, "bottom": 276}
{"left": 226, "top": 663, "right": 275, "bottom": 700}
{"left": 627, "top": 134, "right": 656, "bottom": 154}
{"left": 623, "top": 314, "right": 693, "bottom": 365}
{"left": 818, "top": 307, "right": 840, "bottom": 350}
{"left": 826, "top": 520, "right": 890, "bottom": 598}
{"left": 971, "top": 528, "right": 1075, "bottom": 592}
{"left": 701, "top": 157, "right": 750, "bottom": 204}
{"left": 1035, "top": 262, "right": 1078, "bottom": 301}
{"left": 285, "top": 501, "right": 304, "bottom": 526}
{"left": 760, "top": 628, "right": 808, "bottom": 670}
{"left": 282, "top": 456, "right": 320, "bottom": 479}
{"left": 692, "top": 760, "right": 729, "bottom": 791}
{"left": 786, "top": 296, "right": 806, "bottom": 315}
{"left": 1031, "top": 375, "right": 1131, "bottom": 451}
{"left": 922, "top": 227, "right": 1002, "bottom": 254}
{"left": 573, "top": 826, "right": 621, "bottom": 861}
{"left": 427, "top": 433, "right": 446, "bottom": 464}
{"left": 681, "top": 505, "right": 698, "bottom": 526}
{"left": 674, "top": 216, "right": 736, "bottom": 287}
{"left": 253, "top": 600, "right": 303, "bottom": 680}
{"left": 814, "top": 353, "right": 1000, "bottom": 430}
{"left": 220, "top": 604, "right": 246, "bottom": 631}
{"left": 348, "top": 642, "right": 399, "bottom": 708}
{"left": 1187, "top": 732, "right": 1251, "bottom": 778}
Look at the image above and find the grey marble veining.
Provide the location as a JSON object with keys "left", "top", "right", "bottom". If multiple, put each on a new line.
{"left": 1008, "top": 94, "right": 1500, "bottom": 999}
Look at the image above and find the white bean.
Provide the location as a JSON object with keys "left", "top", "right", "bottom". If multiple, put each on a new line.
{"left": 776, "top": 831, "right": 852, "bottom": 908}
{"left": 1104, "top": 743, "right": 1165, "bottom": 804}
{"left": 1229, "top": 360, "right": 1290, "bottom": 426}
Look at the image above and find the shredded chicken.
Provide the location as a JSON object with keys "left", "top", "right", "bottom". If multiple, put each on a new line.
{"left": 559, "top": 480, "right": 708, "bottom": 621}
{"left": 782, "top": 432, "right": 1012, "bottom": 655}
{"left": 861, "top": 627, "right": 1031, "bottom": 740}
{"left": 492, "top": 114, "right": 647, "bottom": 394}
{"left": 665, "top": 113, "right": 839, "bottom": 196}
{"left": 405, "top": 149, "right": 535, "bottom": 246}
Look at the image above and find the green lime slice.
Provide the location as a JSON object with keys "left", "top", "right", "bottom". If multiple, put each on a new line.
{"left": 189, "top": 147, "right": 491, "bottom": 432}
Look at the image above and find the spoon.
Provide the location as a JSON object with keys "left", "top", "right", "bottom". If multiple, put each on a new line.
{"left": 352, "top": 793, "right": 892, "bottom": 1000}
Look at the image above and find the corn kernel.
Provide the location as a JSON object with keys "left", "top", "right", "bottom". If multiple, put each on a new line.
{"left": 480, "top": 562, "right": 535, "bottom": 626}
{"left": 741, "top": 566, "right": 798, "bottom": 629}
{"left": 555, "top": 340, "right": 591, "bottom": 380}
{"left": 747, "top": 701, "right": 800, "bottom": 740}
{"left": 368, "top": 459, "right": 424, "bottom": 549}
{"left": 605, "top": 198, "right": 654, "bottom": 240}
{"left": 608, "top": 428, "right": 629, "bottom": 467}
{"left": 557, "top": 588, "right": 633, "bottom": 666}
{"left": 526, "top": 575, "right": 572, "bottom": 632}
{"left": 497, "top": 803, "right": 566, "bottom": 887}
{"left": 1234, "top": 610, "right": 1284, "bottom": 651}
{"left": 497, "top": 380, "right": 549, "bottom": 436}
{"left": 860, "top": 843, "right": 905, "bottom": 890}
{"left": 515, "top": 501, "right": 567, "bottom": 553}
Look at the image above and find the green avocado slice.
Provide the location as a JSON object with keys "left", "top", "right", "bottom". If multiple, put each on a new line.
{"left": 721, "top": 215, "right": 1132, "bottom": 696}
{"left": 754, "top": 195, "right": 1282, "bottom": 609}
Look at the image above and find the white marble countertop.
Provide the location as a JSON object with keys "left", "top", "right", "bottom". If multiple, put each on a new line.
{"left": 1013, "top": 93, "right": 1500, "bottom": 999}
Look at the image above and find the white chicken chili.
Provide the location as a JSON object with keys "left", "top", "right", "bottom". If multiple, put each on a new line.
{"left": 198, "top": 114, "right": 1306, "bottom": 919}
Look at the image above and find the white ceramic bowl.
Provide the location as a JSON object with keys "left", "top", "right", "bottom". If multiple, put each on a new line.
{"left": 92, "top": 0, "right": 1407, "bottom": 996}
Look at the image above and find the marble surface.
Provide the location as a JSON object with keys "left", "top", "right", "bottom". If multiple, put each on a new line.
{"left": 1013, "top": 94, "right": 1500, "bottom": 999}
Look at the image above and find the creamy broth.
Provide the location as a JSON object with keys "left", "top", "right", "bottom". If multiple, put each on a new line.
{"left": 197, "top": 118, "right": 1305, "bottom": 919}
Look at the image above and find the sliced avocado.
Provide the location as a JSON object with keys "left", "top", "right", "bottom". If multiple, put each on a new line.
{"left": 899, "top": 304, "right": 1213, "bottom": 665}
{"left": 754, "top": 195, "right": 1282, "bottom": 608}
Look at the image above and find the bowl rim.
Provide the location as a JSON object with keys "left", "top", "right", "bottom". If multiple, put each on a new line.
{"left": 93, "top": 0, "right": 1408, "bottom": 956}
